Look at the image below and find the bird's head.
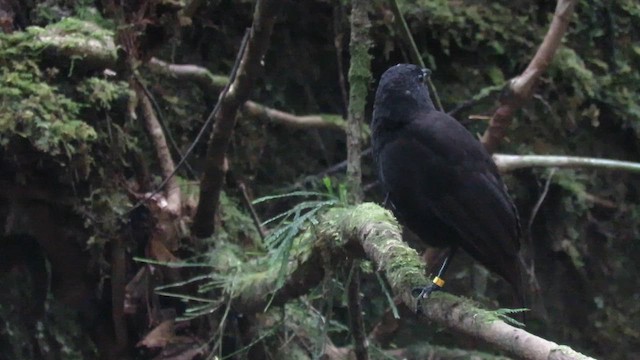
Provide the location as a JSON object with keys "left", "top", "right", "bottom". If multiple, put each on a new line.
{"left": 372, "top": 64, "right": 435, "bottom": 129}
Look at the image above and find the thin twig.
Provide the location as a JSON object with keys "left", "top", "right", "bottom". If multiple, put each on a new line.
{"left": 387, "top": 0, "right": 443, "bottom": 111}
{"left": 238, "top": 181, "right": 266, "bottom": 242}
{"left": 523, "top": 169, "right": 556, "bottom": 298}
{"left": 333, "top": 3, "right": 349, "bottom": 117}
{"left": 527, "top": 169, "right": 556, "bottom": 238}
{"left": 447, "top": 85, "right": 502, "bottom": 117}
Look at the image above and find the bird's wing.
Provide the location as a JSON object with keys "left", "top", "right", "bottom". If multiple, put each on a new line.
{"left": 379, "top": 111, "right": 521, "bottom": 279}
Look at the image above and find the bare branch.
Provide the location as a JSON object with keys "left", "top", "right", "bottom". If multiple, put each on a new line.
{"left": 192, "top": 0, "right": 284, "bottom": 238}
{"left": 238, "top": 181, "right": 266, "bottom": 242}
{"left": 147, "top": 58, "right": 229, "bottom": 90}
{"left": 494, "top": 154, "right": 640, "bottom": 173}
{"left": 481, "top": 0, "right": 578, "bottom": 152}
{"left": 136, "top": 82, "right": 182, "bottom": 216}
{"left": 242, "top": 101, "right": 345, "bottom": 130}
{"left": 148, "top": 58, "right": 345, "bottom": 131}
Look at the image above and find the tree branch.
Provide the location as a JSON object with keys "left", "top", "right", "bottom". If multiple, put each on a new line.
{"left": 481, "top": 0, "right": 578, "bottom": 152}
{"left": 242, "top": 101, "right": 345, "bottom": 130}
{"left": 147, "top": 58, "right": 229, "bottom": 90}
{"left": 493, "top": 154, "right": 640, "bottom": 173}
{"left": 135, "top": 81, "right": 182, "bottom": 216}
{"left": 346, "top": 0, "right": 371, "bottom": 356}
{"left": 191, "top": 0, "right": 284, "bottom": 238}
{"left": 218, "top": 203, "right": 594, "bottom": 360}
{"left": 332, "top": 204, "right": 595, "bottom": 360}
{"left": 346, "top": 0, "right": 370, "bottom": 208}
{"left": 148, "top": 58, "right": 346, "bottom": 131}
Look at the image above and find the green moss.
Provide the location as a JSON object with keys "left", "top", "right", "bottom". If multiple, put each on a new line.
{"left": 0, "top": 18, "right": 122, "bottom": 159}
{"left": 0, "top": 60, "right": 96, "bottom": 155}
{"left": 218, "top": 191, "right": 261, "bottom": 247}
{"left": 320, "top": 114, "right": 347, "bottom": 128}
{"left": 31, "top": 0, "right": 114, "bottom": 29}
{"left": 330, "top": 203, "right": 428, "bottom": 291}
{"left": 76, "top": 78, "right": 131, "bottom": 110}
{"left": 347, "top": 40, "right": 372, "bottom": 117}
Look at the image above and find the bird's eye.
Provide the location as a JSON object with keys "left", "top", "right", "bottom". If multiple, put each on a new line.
{"left": 418, "top": 69, "right": 431, "bottom": 84}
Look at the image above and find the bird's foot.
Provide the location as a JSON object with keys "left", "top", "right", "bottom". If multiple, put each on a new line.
{"left": 411, "top": 280, "right": 444, "bottom": 314}
{"left": 412, "top": 283, "right": 442, "bottom": 299}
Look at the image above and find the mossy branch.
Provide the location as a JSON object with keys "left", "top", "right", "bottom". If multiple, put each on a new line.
{"left": 346, "top": 0, "right": 371, "bottom": 205}
{"left": 32, "top": 19, "right": 117, "bottom": 70}
{"left": 346, "top": 2, "right": 371, "bottom": 357}
{"left": 219, "top": 203, "right": 594, "bottom": 360}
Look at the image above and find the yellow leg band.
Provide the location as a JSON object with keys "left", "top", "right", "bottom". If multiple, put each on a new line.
{"left": 432, "top": 276, "right": 445, "bottom": 288}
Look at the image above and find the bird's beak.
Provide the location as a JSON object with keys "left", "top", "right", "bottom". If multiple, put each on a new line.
{"left": 421, "top": 68, "right": 431, "bottom": 79}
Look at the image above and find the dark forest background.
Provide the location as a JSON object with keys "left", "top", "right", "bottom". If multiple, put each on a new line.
{"left": 1, "top": 0, "right": 639, "bottom": 359}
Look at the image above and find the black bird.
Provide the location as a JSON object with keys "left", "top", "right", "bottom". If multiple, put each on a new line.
{"left": 371, "top": 64, "right": 524, "bottom": 304}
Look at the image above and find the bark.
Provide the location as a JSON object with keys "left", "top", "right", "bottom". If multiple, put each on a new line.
{"left": 481, "top": 0, "right": 578, "bottom": 152}
{"left": 346, "top": 0, "right": 371, "bottom": 205}
{"left": 191, "top": 0, "right": 284, "bottom": 238}
{"left": 345, "top": 1, "right": 371, "bottom": 358}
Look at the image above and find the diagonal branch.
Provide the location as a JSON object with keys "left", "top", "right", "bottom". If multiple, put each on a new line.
{"left": 135, "top": 81, "right": 182, "bottom": 216}
{"left": 333, "top": 204, "right": 595, "bottom": 360}
{"left": 481, "top": 0, "right": 578, "bottom": 152}
{"left": 191, "top": 0, "right": 284, "bottom": 238}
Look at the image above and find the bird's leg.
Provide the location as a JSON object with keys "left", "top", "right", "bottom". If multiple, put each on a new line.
{"left": 413, "top": 247, "right": 458, "bottom": 312}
